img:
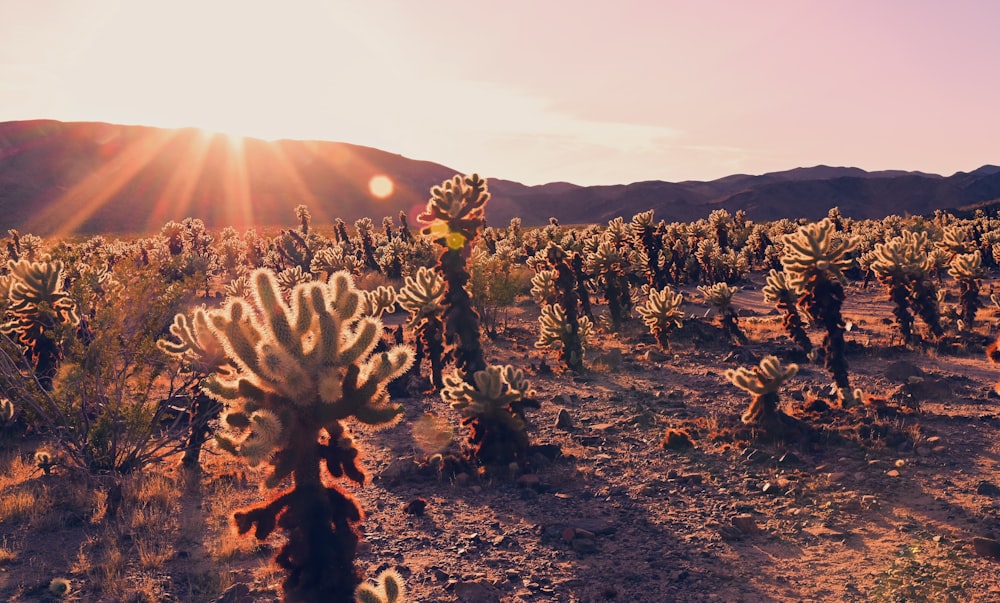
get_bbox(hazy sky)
[2,0,998,185]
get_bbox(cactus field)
[4,184,1000,602]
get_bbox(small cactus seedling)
[637,286,684,351]
[354,568,406,603]
[419,174,489,382]
[726,356,799,437]
[441,364,535,469]
[180,269,413,602]
[948,250,984,330]
[781,219,858,405]
[397,267,446,390]
[761,269,812,356]
[698,282,748,344]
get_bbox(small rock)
[644,348,670,362]
[454,580,501,603]
[380,457,419,483]
[571,537,598,554]
[212,583,253,603]
[886,470,901,478]
[555,408,576,431]
[403,498,428,516]
[827,472,847,483]
[973,536,1000,560]
[732,514,759,534]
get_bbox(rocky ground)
[3,275,1000,602]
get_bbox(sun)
[368,175,395,199]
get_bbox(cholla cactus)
[781,219,858,405]
[361,285,398,319]
[637,286,684,351]
[529,269,559,307]
[355,568,406,603]
[949,250,984,329]
[762,269,812,356]
[536,303,593,371]
[588,239,633,329]
[397,266,446,390]
[870,231,942,343]
[158,308,231,467]
[698,282,747,344]
[169,269,413,602]
[441,365,535,468]
[937,225,973,257]
[276,265,312,292]
[725,356,798,436]
[419,174,489,381]
[2,260,80,390]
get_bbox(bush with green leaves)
[781,218,859,406]
[165,269,413,602]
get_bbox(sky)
[1,0,998,186]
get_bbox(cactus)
[781,219,858,405]
[870,231,942,343]
[361,285,398,319]
[588,238,633,330]
[536,303,594,370]
[1,260,80,390]
[355,568,406,603]
[948,251,984,330]
[158,309,231,467]
[397,267,446,390]
[419,174,489,382]
[726,356,798,436]
[698,282,748,344]
[441,365,535,468]
[637,286,685,351]
[761,269,812,356]
[176,269,412,602]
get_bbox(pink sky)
[1,0,998,185]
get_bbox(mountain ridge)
[0,119,997,235]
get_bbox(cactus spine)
[175,269,413,602]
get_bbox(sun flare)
[368,175,395,199]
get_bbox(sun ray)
[29,128,180,237]
[220,134,254,229]
[145,128,213,231]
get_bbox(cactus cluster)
[948,250,984,329]
[869,231,942,343]
[397,266,446,390]
[761,268,812,355]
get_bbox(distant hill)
[1,120,998,235]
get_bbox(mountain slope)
[0,120,997,234]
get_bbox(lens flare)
[368,175,394,199]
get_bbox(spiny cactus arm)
[355,568,406,603]
[210,301,265,379]
[699,282,737,309]
[362,286,398,318]
[327,271,363,322]
[158,309,230,374]
[762,269,798,303]
[252,270,301,357]
[337,318,381,367]
[949,250,984,279]
[726,356,798,395]
[419,174,489,225]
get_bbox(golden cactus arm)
[337,318,380,367]
[254,270,299,357]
